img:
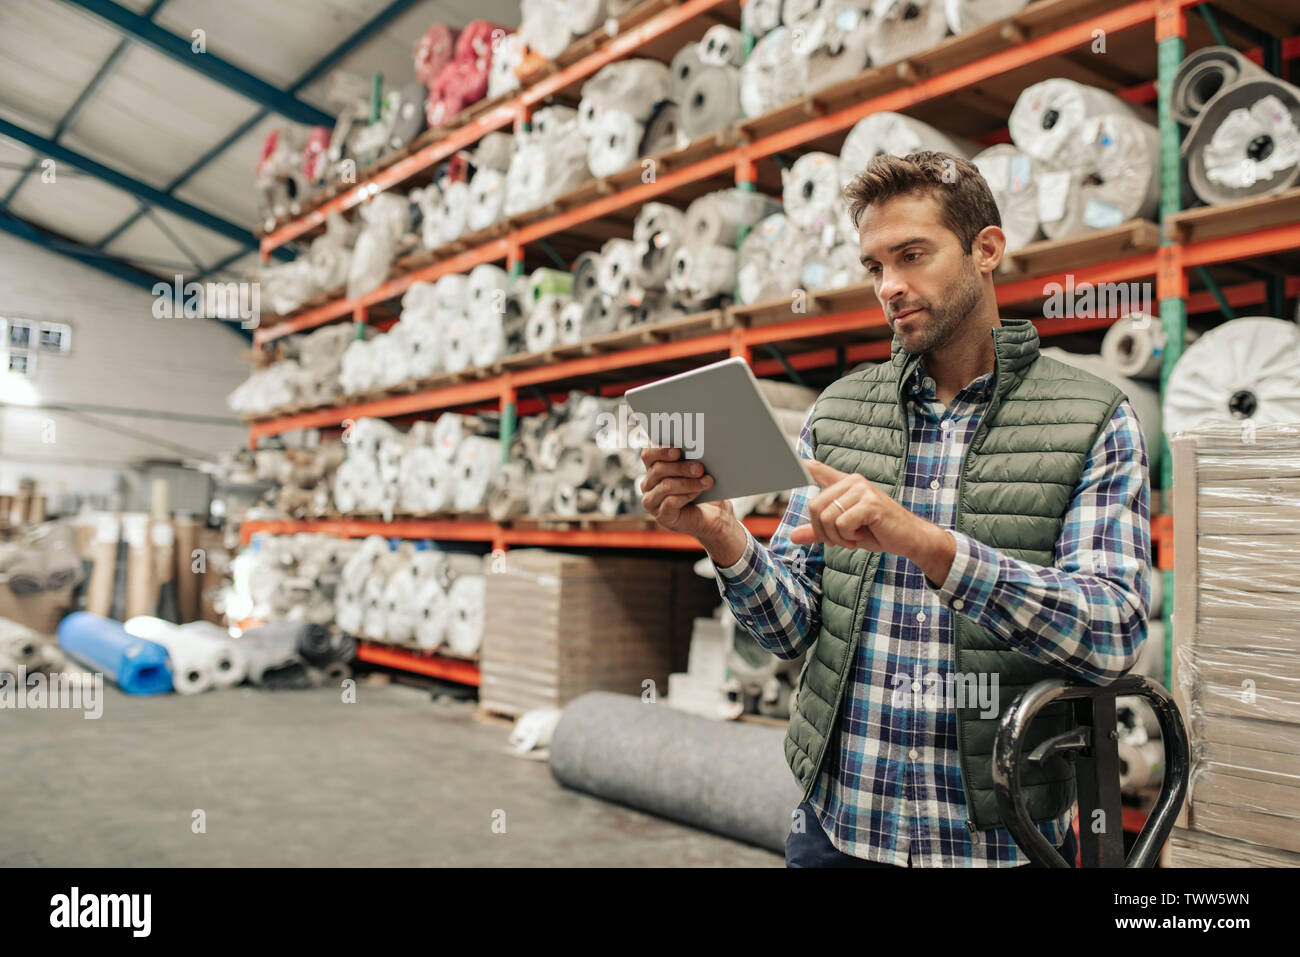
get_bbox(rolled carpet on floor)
[548,691,801,853]
[237,621,355,689]
[56,612,173,695]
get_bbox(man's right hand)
[639,445,746,564]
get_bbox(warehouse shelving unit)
[238,0,1300,724]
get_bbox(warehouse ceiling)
[0,0,522,290]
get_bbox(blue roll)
[57,613,173,695]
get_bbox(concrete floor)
[1,678,782,867]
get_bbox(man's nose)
[878,270,907,308]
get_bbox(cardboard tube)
[123,513,155,621]
[85,515,121,618]
[173,516,199,624]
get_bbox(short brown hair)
[843,150,1000,254]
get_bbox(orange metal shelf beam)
[254,0,1187,346]
[257,0,737,256]
[1180,222,1300,269]
[241,515,781,548]
[355,641,481,686]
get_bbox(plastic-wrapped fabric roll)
[381,573,419,642]
[1101,314,1165,381]
[434,273,468,313]
[556,299,586,344]
[943,0,1030,33]
[1039,348,1163,480]
[634,229,678,288]
[530,104,581,140]
[556,443,602,487]
[562,0,606,35]
[413,578,450,650]
[549,691,802,853]
[488,31,525,98]
[123,616,215,695]
[783,151,844,236]
[1008,78,1148,168]
[467,168,507,232]
[1186,81,1300,206]
[670,42,705,105]
[588,108,645,178]
[972,143,1041,252]
[234,623,309,689]
[554,481,601,515]
[839,112,977,190]
[698,24,744,67]
[667,245,737,302]
[445,575,485,656]
[683,188,781,248]
[521,0,572,59]
[579,59,672,128]
[470,311,508,367]
[783,0,822,23]
[741,26,808,118]
[597,239,639,298]
[867,0,949,67]
[525,299,562,352]
[581,294,622,337]
[1163,317,1300,436]
[527,268,574,311]
[414,22,459,88]
[634,202,686,242]
[487,462,531,521]
[679,66,742,142]
[598,480,635,516]
[178,621,247,689]
[801,242,862,291]
[1170,45,1271,127]
[57,613,172,695]
[803,3,873,93]
[451,436,502,511]
[431,412,487,461]
[400,315,443,381]
[435,180,471,246]
[434,313,470,373]
[399,445,453,514]
[640,101,681,155]
[371,331,412,389]
[737,214,808,304]
[468,262,510,318]
[742,0,783,39]
[567,251,602,308]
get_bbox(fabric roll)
[1163,317,1300,436]
[804,3,873,93]
[1186,80,1300,205]
[431,411,487,461]
[581,294,622,337]
[487,461,531,521]
[562,0,606,35]
[698,25,744,67]
[579,59,672,127]
[57,613,173,695]
[1101,313,1165,381]
[597,238,640,298]
[736,214,808,304]
[124,616,216,695]
[634,202,687,242]
[634,229,678,288]
[178,621,247,689]
[944,0,1030,34]
[399,445,454,514]
[549,691,803,852]
[414,22,459,88]
[588,109,645,178]
[471,311,508,367]
[640,100,681,155]
[237,622,307,689]
[839,112,977,192]
[527,267,574,308]
[413,578,450,650]
[468,262,511,318]
[554,481,601,514]
[467,168,508,232]
[452,436,502,511]
[525,305,560,353]
[783,151,843,236]
[570,251,603,307]
[679,66,742,143]
[667,244,737,301]
[382,573,419,642]
[445,575,486,656]
[441,314,475,373]
[521,0,573,59]
[972,143,1041,252]
[683,188,781,248]
[558,299,587,343]
[435,180,471,246]
[866,0,949,67]
[670,42,705,106]
[1170,45,1271,127]
[1008,78,1148,168]
[488,32,525,98]
[741,26,808,118]
[741,0,783,39]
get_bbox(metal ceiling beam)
[100,0,426,261]
[55,0,333,126]
[0,210,252,342]
[0,116,289,260]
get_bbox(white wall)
[0,232,249,498]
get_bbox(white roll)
[597,238,640,298]
[467,168,508,232]
[804,3,874,94]
[736,214,808,304]
[698,25,744,67]
[124,616,216,695]
[488,32,525,99]
[413,577,450,650]
[971,143,1040,252]
[581,294,622,337]
[445,575,486,656]
[634,202,687,242]
[557,299,587,343]
[526,297,563,352]
[580,58,672,127]
[1009,78,1147,168]
[399,444,454,514]
[944,0,1030,33]
[670,42,705,106]
[382,572,419,642]
[1163,317,1300,436]
[839,112,977,191]
[679,66,742,142]
[667,244,737,301]
[563,0,606,35]
[1101,314,1166,381]
[451,435,502,511]
[521,0,573,59]
[683,188,782,248]
[742,0,783,39]
[783,151,844,236]
[867,0,949,67]
[471,311,508,367]
[741,26,809,118]
[177,621,247,689]
[634,229,678,288]
[441,313,475,372]
[588,109,645,178]
[1190,83,1300,205]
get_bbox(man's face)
[857,192,985,355]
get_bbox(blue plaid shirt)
[714,358,1151,866]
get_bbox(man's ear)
[972,225,1006,277]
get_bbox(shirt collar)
[906,359,994,401]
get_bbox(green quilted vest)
[785,317,1127,831]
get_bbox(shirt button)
[953,598,964,610]
[940,420,951,431]
[929,479,940,490]
[911,681,921,692]
[916,611,926,622]
[909,749,919,760]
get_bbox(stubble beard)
[897,259,985,356]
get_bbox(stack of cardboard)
[1168,422,1300,864]
[480,548,710,716]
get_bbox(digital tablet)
[623,356,815,504]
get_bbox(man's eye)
[904,252,922,262]
[866,264,881,276]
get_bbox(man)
[640,151,1151,867]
